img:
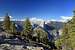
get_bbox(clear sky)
[0,0,75,20]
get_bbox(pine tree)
[23,18,32,39]
[3,13,11,33]
[68,10,75,49]
[55,10,75,50]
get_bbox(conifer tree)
[55,10,75,50]
[68,10,75,49]
[23,18,32,39]
[3,13,11,33]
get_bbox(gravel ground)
[0,44,26,50]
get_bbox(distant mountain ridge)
[0,20,64,30]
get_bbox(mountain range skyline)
[0,15,73,22]
[0,14,72,28]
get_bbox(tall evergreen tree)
[3,13,11,33]
[68,10,75,49]
[23,18,32,39]
[55,10,75,50]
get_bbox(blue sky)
[0,0,75,21]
